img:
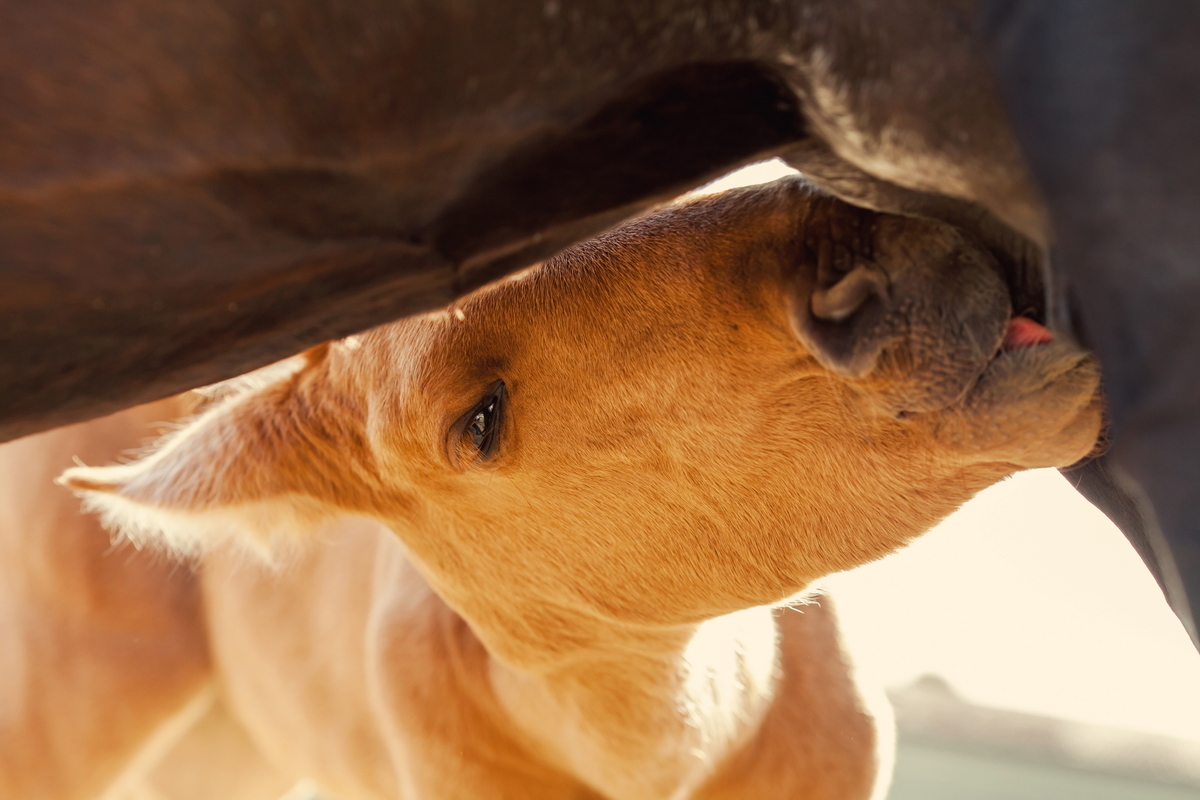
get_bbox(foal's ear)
[59,368,370,555]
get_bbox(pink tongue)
[1003,316,1054,350]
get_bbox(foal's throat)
[488,606,781,799]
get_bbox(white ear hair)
[59,361,363,560]
[62,472,335,561]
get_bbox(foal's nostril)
[810,266,890,322]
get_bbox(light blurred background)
[698,162,1200,798]
[827,468,1200,746]
[830,468,1200,800]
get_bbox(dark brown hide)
[0,0,1034,443]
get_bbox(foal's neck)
[488,607,780,800]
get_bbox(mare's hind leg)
[0,399,212,800]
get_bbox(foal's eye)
[459,381,506,460]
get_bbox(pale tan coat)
[3,179,1101,799]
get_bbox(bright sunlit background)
[696,161,1200,745]
[828,467,1200,743]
